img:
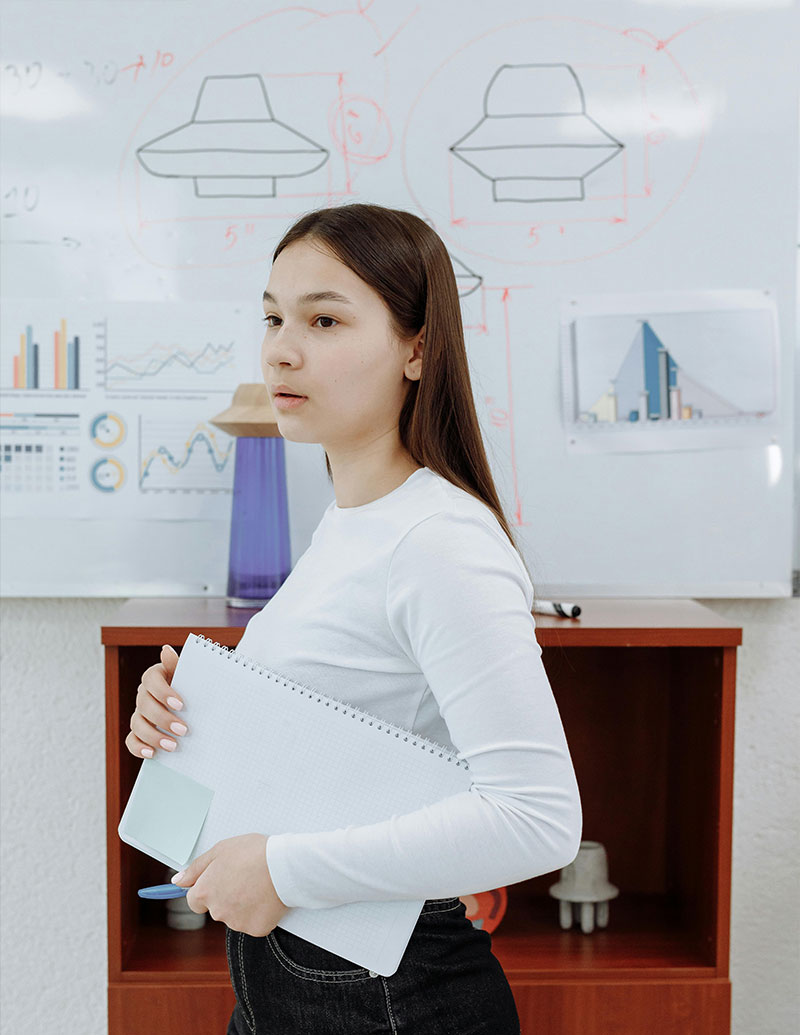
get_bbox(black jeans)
[225,896,521,1034]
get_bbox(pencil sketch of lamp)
[450,64,624,203]
[422,216,482,298]
[136,74,329,199]
[451,254,482,298]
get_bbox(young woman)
[126,202,582,1034]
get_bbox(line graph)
[101,303,246,393]
[138,416,234,492]
[105,339,235,391]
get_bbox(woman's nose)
[262,325,301,370]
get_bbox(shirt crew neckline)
[332,466,429,514]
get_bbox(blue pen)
[138,883,189,899]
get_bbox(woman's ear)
[405,327,424,381]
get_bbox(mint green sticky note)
[118,759,215,867]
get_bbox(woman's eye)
[262,315,336,328]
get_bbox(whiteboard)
[1,0,797,598]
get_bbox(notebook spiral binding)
[192,634,471,771]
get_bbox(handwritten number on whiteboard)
[222,224,255,250]
[2,186,17,217]
[346,109,363,146]
[3,185,40,218]
[3,62,42,93]
[484,397,510,430]
[2,65,18,93]
[121,51,175,82]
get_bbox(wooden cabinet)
[103,597,738,1034]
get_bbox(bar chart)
[560,291,780,454]
[574,310,777,425]
[12,318,83,390]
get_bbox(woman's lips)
[273,393,308,410]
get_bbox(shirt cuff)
[265,832,303,909]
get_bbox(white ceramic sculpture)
[548,839,619,934]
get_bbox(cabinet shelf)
[122,920,227,977]
[104,597,738,1034]
[494,892,714,977]
[119,893,710,981]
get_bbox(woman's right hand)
[125,644,188,758]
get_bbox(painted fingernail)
[167,697,183,710]
[142,747,154,758]
[159,738,176,751]
[170,722,187,736]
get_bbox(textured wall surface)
[1,596,798,1035]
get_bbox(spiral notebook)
[118,632,473,976]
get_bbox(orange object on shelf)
[459,887,508,933]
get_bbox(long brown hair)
[272,203,536,593]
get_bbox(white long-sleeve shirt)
[235,465,582,910]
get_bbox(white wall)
[1,595,798,1035]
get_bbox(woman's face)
[260,238,421,452]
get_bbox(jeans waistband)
[420,897,462,914]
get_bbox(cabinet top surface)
[100,597,742,647]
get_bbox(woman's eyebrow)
[262,290,354,306]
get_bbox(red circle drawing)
[328,95,392,165]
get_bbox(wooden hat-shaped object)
[209,383,281,438]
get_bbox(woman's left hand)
[171,833,290,936]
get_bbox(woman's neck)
[328,450,422,509]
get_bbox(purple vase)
[226,436,291,607]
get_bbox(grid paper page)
[125,633,473,975]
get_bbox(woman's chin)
[274,424,318,444]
